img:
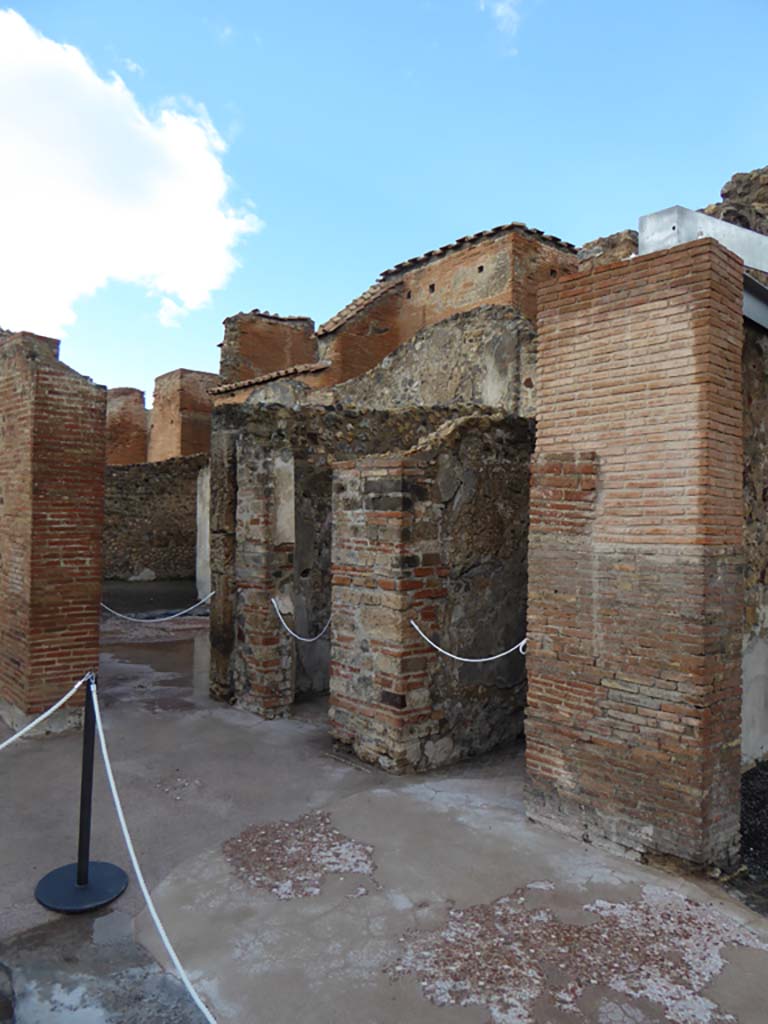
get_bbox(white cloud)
[121,57,143,75]
[480,0,523,38]
[0,9,261,337]
[158,297,185,327]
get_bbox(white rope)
[101,591,215,623]
[0,672,91,753]
[271,598,331,643]
[410,620,527,663]
[91,685,217,1024]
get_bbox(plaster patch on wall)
[388,884,767,1024]
[222,811,375,899]
[273,450,295,547]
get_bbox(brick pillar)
[106,387,148,465]
[229,435,294,716]
[329,454,444,771]
[526,239,744,867]
[0,333,105,728]
[148,369,220,462]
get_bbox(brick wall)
[103,454,207,580]
[0,333,105,722]
[526,239,745,867]
[148,368,220,462]
[220,312,317,384]
[329,415,532,771]
[106,387,148,465]
[310,230,577,391]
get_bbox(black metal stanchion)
[35,674,128,913]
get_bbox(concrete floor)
[2,624,768,1023]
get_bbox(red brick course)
[106,387,148,465]
[0,333,105,720]
[148,368,220,462]
[526,239,745,866]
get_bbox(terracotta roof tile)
[380,222,575,279]
[315,279,400,338]
[209,361,331,396]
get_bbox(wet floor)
[0,911,206,1023]
[101,580,201,617]
[5,625,768,1023]
[99,632,211,712]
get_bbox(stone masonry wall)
[104,455,207,580]
[332,305,537,417]
[526,239,745,868]
[742,323,768,766]
[209,402,471,709]
[148,368,220,462]
[329,414,532,771]
[106,387,148,465]
[0,333,105,723]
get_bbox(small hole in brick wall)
[406,290,412,299]
[429,283,435,293]
[477,265,484,273]
[550,268,558,277]
[300,568,311,578]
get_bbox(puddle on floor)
[98,632,211,712]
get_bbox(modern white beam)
[638,205,768,330]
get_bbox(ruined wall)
[332,305,537,417]
[578,230,638,272]
[106,387,148,465]
[526,239,744,868]
[329,415,531,771]
[220,312,317,385]
[743,322,768,767]
[0,333,105,724]
[310,230,576,391]
[148,369,220,462]
[104,454,207,580]
[704,166,768,238]
[209,403,467,710]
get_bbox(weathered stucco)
[196,464,211,598]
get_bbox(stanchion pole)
[35,674,129,913]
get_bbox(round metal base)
[35,861,128,914]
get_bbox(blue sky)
[2,1,767,400]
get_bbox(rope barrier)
[271,597,331,643]
[101,591,215,623]
[0,673,92,753]
[410,619,527,662]
[91,685,217,1024]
